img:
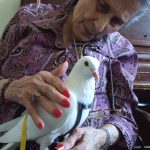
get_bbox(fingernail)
[63,89,70,98]
[61,99,70,108]
[53,109,62,118]
[38,121,44,129]
[55,143,64,150]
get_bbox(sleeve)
[0,8,29,104]
[0,39,9,71]
[0,10,29,71]
[106,35,138,150]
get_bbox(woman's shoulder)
[17,2,71,27]
[19,4,59,23]
[109,32,133,47]
[108,32,136,58]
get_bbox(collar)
[78,102,93,110]
[52,102,93,145]
[64,102,93,136]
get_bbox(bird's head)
[74,56,99,81]
[66,56,100,104]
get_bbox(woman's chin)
[74,33,93,42]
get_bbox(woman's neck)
[62,9,74,48]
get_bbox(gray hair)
[123,0,150,29]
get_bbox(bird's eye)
[84,61,89,67]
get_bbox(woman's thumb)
[51,61,68,77]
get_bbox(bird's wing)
[0,110,26,132]
[0,113,51,143]
[0,115,26,143]
[0,116,23,132]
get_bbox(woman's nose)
[94,14,112,33]
[83,11,98,21]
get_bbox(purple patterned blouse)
[0,1,139,150]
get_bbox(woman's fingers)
[38,94,63,118]
[22,97,44,129]
[61,129,83,149]
[51,61,68,77]
[38,71,70,98]
[43,61,70,98]
[36,82,70,108]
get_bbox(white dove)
[0,56,99,150]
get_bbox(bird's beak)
[92,70,99,81]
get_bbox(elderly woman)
[0,0,149,149]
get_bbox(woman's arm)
[60,124,120,150]
[0,78,9,103]
[60,34,138,150]
[105,33,138,149]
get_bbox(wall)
[0,0,20,38]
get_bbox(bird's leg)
[40,145,49,150]
[37,137,51,150]
[37,134,59,150]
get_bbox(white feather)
[0,116,22,132]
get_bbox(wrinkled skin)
[60,124,120,150]
[63,0,139,44]
[4,0,141,149]
[61,127,106,150]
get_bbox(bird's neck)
[66,75,95,105]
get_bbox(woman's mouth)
[83,22,94,37]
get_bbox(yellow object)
[20,112,28,150]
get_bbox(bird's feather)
[0,116,22,132]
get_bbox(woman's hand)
[60,127,106,150]
[4,62,70,129]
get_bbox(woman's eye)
[96,0,110,13]
[110,16,124,26]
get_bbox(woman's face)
[72,0,139,42]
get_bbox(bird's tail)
[1,143,19,150]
